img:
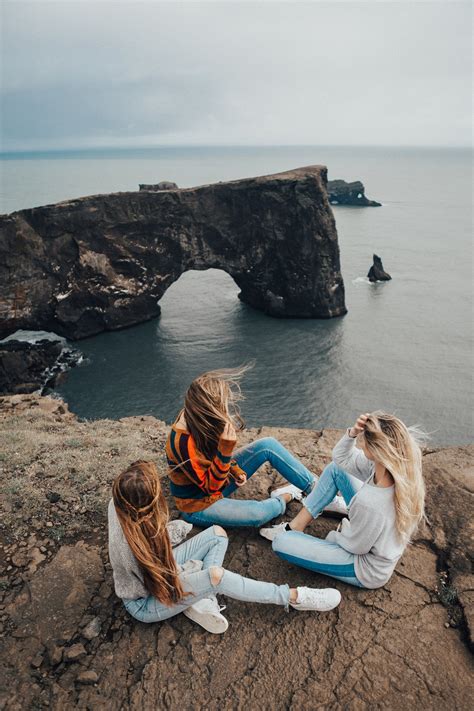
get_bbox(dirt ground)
[0,394,472,710]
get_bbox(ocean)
[1,145,472,444]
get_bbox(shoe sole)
[290,603,340,612]
[183,608,229,634]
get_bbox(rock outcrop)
[327,179,381,207]
[0,337,80,395]
[0,166,346,340]
[139,181,178,191]
[0,395,472,710]
[368,254,392,282]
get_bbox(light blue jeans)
[272,462,365,587]
[124,526,290,622]
[181,437,316,528]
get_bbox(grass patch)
[65,438,83,448]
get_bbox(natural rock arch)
[0,165,346,340]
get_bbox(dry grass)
[0,403,170,539]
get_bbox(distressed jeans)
[124,526,290,622]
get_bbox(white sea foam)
[352,276,371,285]
[0,329,66,345]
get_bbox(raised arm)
[332,413,373,481]
[168,422,237,495]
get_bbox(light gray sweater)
[327,432,405,588]
[108,500,192,600]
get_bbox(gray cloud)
[1,0,472,150]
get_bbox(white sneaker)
[259,522,291,541]
[183,595,229,634]
[322,495,348,518]
[167,520,193,547]
[271,484,304,502]
[290,586,341,612]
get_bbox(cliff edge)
[0,395,472,710]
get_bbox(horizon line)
[1,143,472,158]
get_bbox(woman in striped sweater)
[166,367,346,528]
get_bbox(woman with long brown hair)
[167,366,346,528]
[260,412,426,589]
[108,460,342,633]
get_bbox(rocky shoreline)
[0,394,472,710]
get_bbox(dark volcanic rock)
[327,179,381,207]
[0,338,80,395]
[368,254,392,282]
[0,166,346,340]
[139,181,178,191]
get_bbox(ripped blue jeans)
[124,526,290,622]
[182,437,316,528]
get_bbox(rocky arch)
[0,165,346,340]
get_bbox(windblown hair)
[358,412,426,543]
[112,461,186,605]
[183,365,252,460]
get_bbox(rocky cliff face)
[0,395,472,710]
[0,166,346,340]
[327,179,381,207]
[0,337,80,395]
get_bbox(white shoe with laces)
[183,595,229,634]
[259,521,291,541]
[271,484,304,502]
[290,586,341,612]
[322,495,348,518]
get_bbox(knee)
[257,436,277,449]
[213,525,227,538]
[209,566,224,586]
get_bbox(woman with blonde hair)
[166,367,346,529]
[260,412,425,589]
[108,460,342,635]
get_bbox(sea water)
[1,146,472,444]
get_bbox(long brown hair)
[183,365,251,459]
[112,461,186,605]
[359,412,425,543]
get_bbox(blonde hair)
[183,365,252,460]
[112,461,186,605]
[358,411,425,543]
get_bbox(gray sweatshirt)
[327,432,405,588]
[108,500,193,600]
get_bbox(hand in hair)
[349,413,371,438]
[221,421,237,445]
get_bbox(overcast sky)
[1,0,472,150]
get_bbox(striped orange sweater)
[166,423,247,513]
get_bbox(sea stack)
[368,254,392,282]
[327,179,381,207]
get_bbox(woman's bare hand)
[220,421,237,444]
[349,413,370,438]
[234,473,247,487]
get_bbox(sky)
[1,0,472,151]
